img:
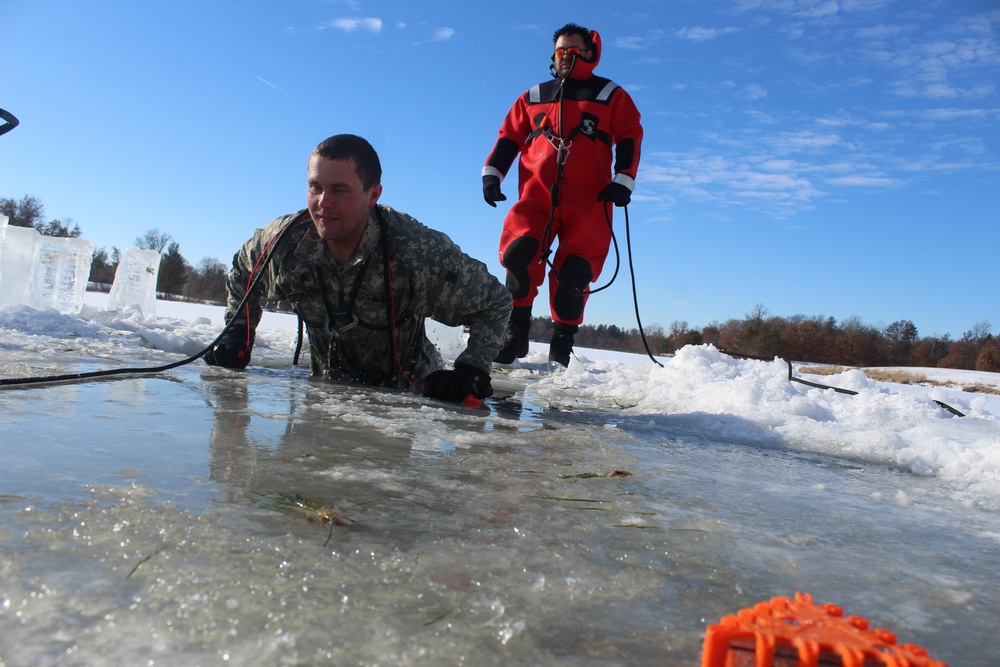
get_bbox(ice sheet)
[0,296,998,665]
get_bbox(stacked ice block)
[0,215,161,317]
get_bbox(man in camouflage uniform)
[205,134,512,403]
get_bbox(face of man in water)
[554,33,590,78]
[306,154,382,261]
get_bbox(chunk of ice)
[32,236,95,314]
[0,224,41,308]
[107,247,161,317]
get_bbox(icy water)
[2,361,999,666]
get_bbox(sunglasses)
[554,47,583,59]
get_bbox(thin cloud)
[792,0,840,20]
[742,84,768,101]
[839,0,898,11]
[918,107,998,122]
[856,24,905,40]
[733,0,895,19]
[676,26,740,42]
[324,17,382,33]
[772,131,843,153]
[636,115,929,219]
[640,152,825,218]
[432,27,455,41]
[614,30,665,50]
[639,96,998,219]
[616,36,645,49]
[825,174,901,186]
[858,12,1000,100]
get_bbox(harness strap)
[374,206,398,384]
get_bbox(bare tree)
[135,229,173,253]
[963,321,992,344]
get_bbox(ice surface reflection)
[1,364,998,666]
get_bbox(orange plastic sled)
[701,592,948,667]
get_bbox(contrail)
[256,76,292,98]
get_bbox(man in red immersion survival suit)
[482,22,643,367]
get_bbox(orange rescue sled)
[701,592,947,667]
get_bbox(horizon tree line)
[532,305,997,373]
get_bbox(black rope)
[375,207,401,385]
[623,205,662,367]
[538,78,568,267]
[0,213,308,388]
[292,315,305,366]
[580,204,620,296]
[720,349,964,417]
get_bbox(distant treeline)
[529,304,998,373]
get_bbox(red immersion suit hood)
[551,29,602,81]
[568,29,601,80]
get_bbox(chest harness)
[530,73,621,299]
[290,206,406,387]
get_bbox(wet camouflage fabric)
[224,205,512,389]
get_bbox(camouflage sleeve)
[444,255,512,373]
[224,213,299,332]
[383,207,512,373]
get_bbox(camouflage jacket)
[224,205,512,388]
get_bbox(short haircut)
[553,23,594,52]
[313,134,382,190]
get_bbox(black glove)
[422,363,494,402]
[204,332,254,369]
[598,181,632,207]
[483,175,507,208]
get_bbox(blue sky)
[1,0,997,340]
